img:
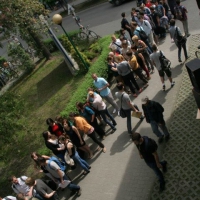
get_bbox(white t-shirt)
[109,39,122,52]
[3,196,17,200]
[92,94,106,111]
[140,20,152,36]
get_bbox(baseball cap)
[141,96,149,103]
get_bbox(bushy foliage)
[60,35,110,117]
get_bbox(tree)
[0,0,52,60]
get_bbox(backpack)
[48,156,66,172]
[156,5,163,18]
[159,51,171,70]
[174,27,187,45]
[174,5,184,20]
[135,27,148,42]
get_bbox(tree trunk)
[27,28,52,60]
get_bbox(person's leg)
[182,20,187,36]
[104,107,117,127]
[124,109,132,134]
[177,44,182,62]
[158,122,170,136]
[100,110,115,129]
[145,161,165,184]
[140,63,150,78]
[143,52,154,71]
[122,74,136,95]
[90,118,105,137]
[78,145,93,158]
[73,151,90,171]
[88,131,105,148]
[128,72,141,91]
[134,68,148,84]
[104,92,119,111]
[150,121,163,138]
[182,42,188,59]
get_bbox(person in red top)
[46,118,64,137]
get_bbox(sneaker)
[171,81,175,88]
[143,83,149,88]
[102,147,106,153]
[111,127,116,133]
[185,56,190,60]
[187,34,191,37]
[162,161,168,173]
[158,135,164,143]
[159,182,165,192]
[77,188,82,196]
[140,115,145,120]
[113,122,117,126]
[112,109,116,114]
[162,85,166,91]
[117,111,120,116]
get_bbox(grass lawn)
[0,52,85,196]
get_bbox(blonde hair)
[132,35,139,41]
[116,55,124,62]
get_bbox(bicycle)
[77,25,100,40]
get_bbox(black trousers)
[88,131,104,148]
[90,118,105,137]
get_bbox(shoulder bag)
[119,93,127,118]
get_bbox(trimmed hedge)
[60,35,111,117]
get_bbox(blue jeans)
[99,107,116,129]
[145,161,165,184]
[34,193,44,200]
[72,151,90,172]
[150,120,169,138]
[124,105,140,133]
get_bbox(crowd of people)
[1,0,193,199]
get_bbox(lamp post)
[52,14,88,71]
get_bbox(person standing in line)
[169,19,189,63]
[92,73,119,115]
[116,55,142,97]
[174,0,190,37]
[69,113,107,153]
[141,96,170,143]
[131,132,167,192]
[115,82,144,135]
[89,91,117,133]
[150,44,175,91]
[121,12,132,38]
[0,196,17,200]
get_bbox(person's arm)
[46,141,63,152]
[152,151,163,168]
[66,142,73,156]
[162,6,166,16]
[72,126,84,144]
[156,16,160,26]
[43,191,56,198]
[98,80,109,92]
[42,155,50,159]
[57,168,64,183]
[26,186,34,196]
[128,101,138,112]
[138,40,147,51]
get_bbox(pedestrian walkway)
[150,34,200,200]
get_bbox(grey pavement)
[55,0,200,200]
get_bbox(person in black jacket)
[141,96,170,143]
[132,132,167,192]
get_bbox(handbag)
[119,93,127,118]
[64,151,75,166]
[132,111,142,118]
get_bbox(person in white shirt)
[1,196,17,200]
[109,35,122,54]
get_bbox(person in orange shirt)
[69,113,106,153]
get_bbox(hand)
[156,163,163,169]
[135,110,139,112]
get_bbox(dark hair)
[131,45,137,51]
[139,11,144,16]
[37,156,46,165]
[176,0,180,5]
[116,82,124,90]
[126,52,132,57]
[121,12,125,17]
[69,112,79,118]
[132,21,138,27]
[77,102,85,109]
[107,56,113,62]
[152,44,158,51]
[131,132,141,141]
[46,118,54,126]
[25,177,35,187]
[150,6,155,10]
[31,152,42,167]
[8,175,15,182]
[55,116,63,124]
[62,118,71,128]
[42,131,49,141]
[170,19,175,26]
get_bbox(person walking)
[131,132,167,192]
[92,73,119,114]
[174,0,190,37]
[141,96,170,143]
[169,19,189,62]
[150,44,175,91]
[115,82,144,135]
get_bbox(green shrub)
[89,43,102,53]
[83,51,96,61]
[60,35,111,117]
[0,57,6,66]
